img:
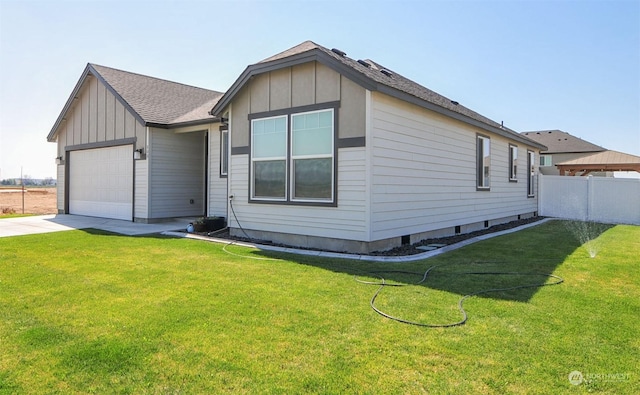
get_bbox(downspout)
[204,128,209,217]
[226,105,232,224]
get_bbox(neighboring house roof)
[555,150,640,175]
[520,130,605,154]
[211,40,547,150]
[47,64,223,142]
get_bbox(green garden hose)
[356,264,564,327]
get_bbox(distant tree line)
[1,177,56,186]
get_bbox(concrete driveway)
[0,214,195,238]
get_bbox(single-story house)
[209,41,547,252]
[47,64,229,222]
[48,41,547,252]
[521,130,606,175]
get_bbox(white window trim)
[540,154,552,167]
[250,115,288,202]
[477,135,491,190]
[220,130,229,176]
[290,108,335,203]
[527,150,536,197]
[509,144,518,181]
[249,108,336,205]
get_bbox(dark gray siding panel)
[149,129,206,218]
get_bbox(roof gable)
[521,130,605,154]
[210,40,546,150]
[90,64,223,126]
[48,64,223,141]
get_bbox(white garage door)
[69,145,133,220]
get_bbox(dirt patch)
[0,187,57,215]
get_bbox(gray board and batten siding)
[47,63,226,222]
[49,72,145,216]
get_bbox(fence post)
[586,174,594,221]
[21,166,25,214]
[538,174,544,216]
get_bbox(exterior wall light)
[134,148,144,160]
[55,156,64,165]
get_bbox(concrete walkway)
[0,214,195,238]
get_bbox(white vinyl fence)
[539,175,640,225]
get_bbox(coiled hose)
[356,264,563,327]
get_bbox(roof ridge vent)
[380,68,393,77]
[331,48,347,57]
[357,59,372,68]
[450,100,459,105]
[364,59,379,70]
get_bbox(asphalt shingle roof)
[48,64,224,141]
[214,40,545,150]
[261,41,511,132]
[521,130,605,154]
[90,64,223,125]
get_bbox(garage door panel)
[70,145,133,220]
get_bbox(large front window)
[251,108,335,204]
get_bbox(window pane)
[477,136,490,188]
[275,117,286,133]
[319,110,332,127]
[293,127,332,156]
[292,111,333,156]
[510,146,517,179]
[293,158,332,200]
[483,139,490,186]
[540,154,551,167]
[528,151,535,196]
[253,160,286,198]
[221,131,229,175]
[253,117,286,158]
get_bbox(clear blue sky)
[1,0,638,179]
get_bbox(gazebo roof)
[556,150,640,176]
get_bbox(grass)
[0,213,35,219]
[0,220,638,394]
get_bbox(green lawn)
[1,221,638,394]
[0,214,35,219]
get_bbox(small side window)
[220,130,229,176]
[527,150,535,197]
[477,135,490,189]
[509,144,518,181]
